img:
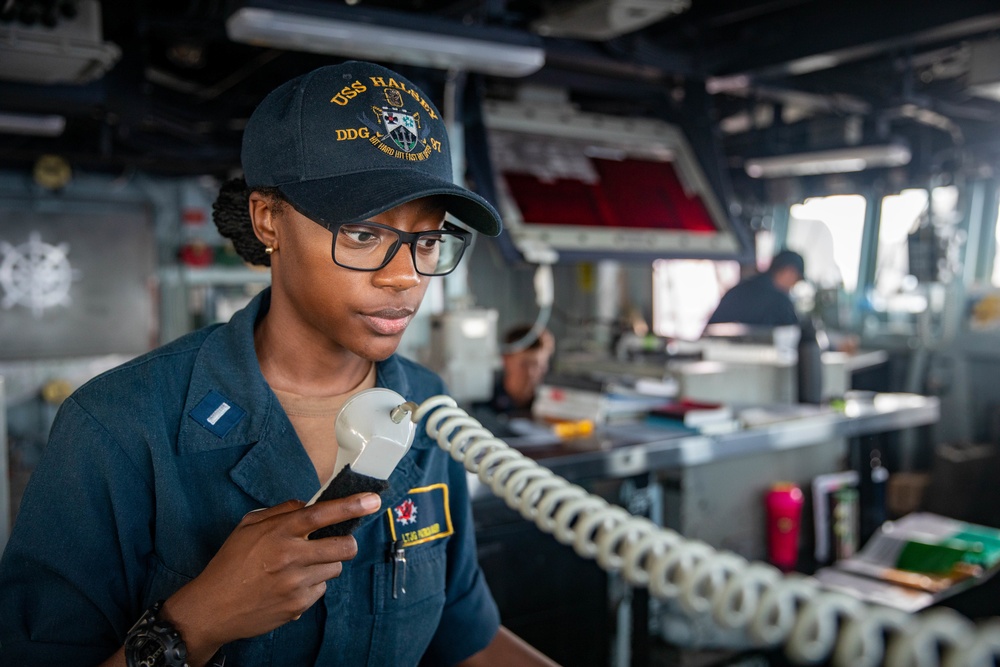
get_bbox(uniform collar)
[176,287,427,508]
[178,288,275,456]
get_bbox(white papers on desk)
[533,384,670,423]
[738,403,833,428]
[813,567,935,613]
[632,377,679,398]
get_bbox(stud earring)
[265,246,275,255]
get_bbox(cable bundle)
[404,395,1000,667]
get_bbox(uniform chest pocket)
[368,542,447,667]
[146,555,285,664]
[145,553,194,604]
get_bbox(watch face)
[125,625,187,667]
[126,629,163,666]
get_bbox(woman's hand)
[160,492,382,666]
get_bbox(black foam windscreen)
[308,465,390,540]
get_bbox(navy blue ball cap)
[770,249,805,276]
[241,60,502,237]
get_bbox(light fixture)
[0,112,66,137]
[226,5,545,77]
[744,143,912,178]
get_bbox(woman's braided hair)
[212,176,286,267]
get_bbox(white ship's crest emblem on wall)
[0,231,78,318]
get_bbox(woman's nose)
[373,243,421,289]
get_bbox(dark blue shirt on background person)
[705,250,804,330]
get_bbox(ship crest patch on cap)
[329,76,443,163]
[374,105,420,153]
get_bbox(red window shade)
[503,158,718,233]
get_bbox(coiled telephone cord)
[398,395,1000,667]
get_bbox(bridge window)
[787,195,867,292]
[652,259,740,340]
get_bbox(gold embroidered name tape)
[386,483,454,547]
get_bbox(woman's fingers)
[289,493,382,538]
[241,499,306,524]
[173,493,383,644]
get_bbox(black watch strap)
[124,600,189,667]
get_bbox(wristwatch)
[124,600,189,667]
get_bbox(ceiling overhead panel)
[0,0,998,190]
[689,0,1000,190]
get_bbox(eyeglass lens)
[333,223,466,276]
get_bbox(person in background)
[705,249,805,330]
[477,324,555,420]
[0,61,558,667]
[704,249,860,354]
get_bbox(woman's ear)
[248,192,279,250]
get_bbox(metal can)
[766,482,804,571]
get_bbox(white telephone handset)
[335,391,1000,667]
[306,388,415,507]
[335,389,415,480]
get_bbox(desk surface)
[494,393,939,482]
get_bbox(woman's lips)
[360,308,414,335]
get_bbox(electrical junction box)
[0,0,120,84]
[968,40,1000,103]
[426,309,499,403]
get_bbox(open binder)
[814,512,1000,613]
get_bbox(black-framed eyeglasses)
[325,220,471,276]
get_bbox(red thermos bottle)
[766,482,804,571]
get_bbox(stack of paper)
[532,383,671,423]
